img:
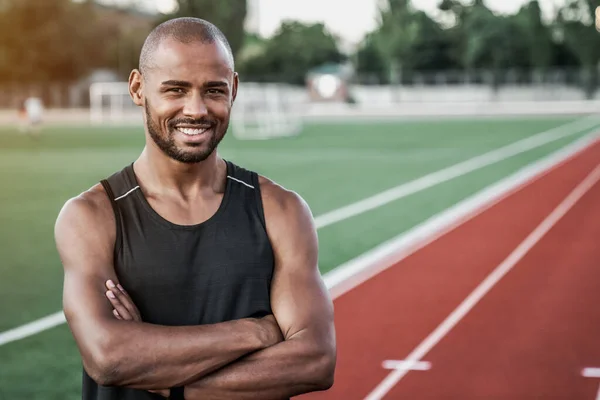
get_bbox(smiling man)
[54,17,336,400]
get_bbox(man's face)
[134,38,237,164]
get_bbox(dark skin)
[55,37,336,399]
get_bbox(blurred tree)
[355,0,458,83]
[164,0,247,58]
[0,0,108,83]
[514,0,553,71]
[374,0,419,79]
[97,6,154,79]
[439,0,529,72]
[354,33,389,84]
[238,21,344,85]
[464,9,529,71]
[236,32,267,63]
[555,0,600,97]
[406,12,458,71]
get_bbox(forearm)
[184,334,335,400]
[91,318,267,389]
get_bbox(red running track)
[302,138,600,400]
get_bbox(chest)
[114,217,274,324]
[144,191,225,226]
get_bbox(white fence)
[1,83,600,127]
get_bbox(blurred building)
[306,63,354,102]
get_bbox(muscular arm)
[183,180,337,399]
[55,186,281,390]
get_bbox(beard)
[145,100,226,164]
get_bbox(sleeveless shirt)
[83,160,275,400]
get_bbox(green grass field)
[0,116,596,398]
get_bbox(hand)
[104,280,169,398]
[104,280,141,322]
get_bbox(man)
[18,96,43,136]
[54,17,336,400]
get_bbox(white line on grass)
[324,130,600,298]
[314,116,600,228]
[364,164,600,400]
[0,118,598,347]
[0,312,65,346]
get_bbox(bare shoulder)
[257,175,317,267]
[258,175,314,229]
[55,183,113,231]
[54,184,116,264]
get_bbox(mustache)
[168,118,216,129]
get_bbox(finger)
[106,290,133,320]
[116,284,138,311]
[113,309,123,320]
[106,280,141,321]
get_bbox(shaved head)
[139,17,234,75]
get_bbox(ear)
[231,72,239,105]
[129,69,144,107]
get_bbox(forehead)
[148,38,233,82]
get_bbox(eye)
[168,88,185,94]
[207,88,225,95]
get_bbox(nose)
[182,92,208,119]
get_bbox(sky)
[149,0,562,49]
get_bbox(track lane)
[386,165,600,400]
[302,139,600,399]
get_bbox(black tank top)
[83,160,275,400]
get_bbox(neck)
[134,145,226,197]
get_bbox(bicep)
[55,195,118,361]
[270,261,334,342]
[62,267,116,361]
[264,188,334,341]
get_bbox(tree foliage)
[238,21,345,84]
[3,0,600,92]
[0,0,108,83]
[353,0,600,91]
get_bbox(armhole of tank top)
[100,179,123,257]
[251,172,268,232]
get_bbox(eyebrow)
[161,80,192,88]
[205,81,229,88]
[160,80,229,89]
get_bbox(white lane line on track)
[583,368,600,379]
[364,163,600,400]
[382,360,431,372]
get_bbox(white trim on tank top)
[114,186,140,201]
[227,175,255,189]
[114,176,253,201]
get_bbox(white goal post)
[89,81,307,139]
[89,82,137,125]
[230,83,306,140]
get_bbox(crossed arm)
[55,181,336,398]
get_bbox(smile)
[176,127,210,136]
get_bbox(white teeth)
[177,127,208,136]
